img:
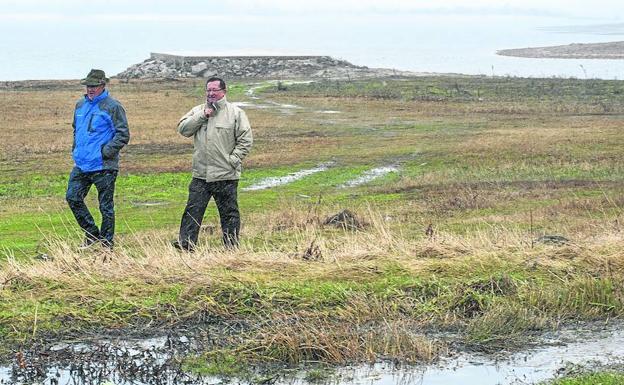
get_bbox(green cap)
[80,69,109,86]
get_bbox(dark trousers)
[179,178,240,249]
[65,167,118,244]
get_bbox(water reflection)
[1,324,623,385]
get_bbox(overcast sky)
[0,0,622,79]
[0,0,622,21]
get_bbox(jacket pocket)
[89,113,112,134]
[215,122,235,134]
[228,154,241,169]
[101,144,114,160]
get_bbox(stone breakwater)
[116,52,417,79]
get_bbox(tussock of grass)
[183,351,246,378]
[241,315,445,364]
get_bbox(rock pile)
[116,53,417,79]
[117,53,369,79]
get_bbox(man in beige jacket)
[174,77,253,251]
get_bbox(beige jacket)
[177,96,253,182]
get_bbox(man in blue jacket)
[66,69,130,250]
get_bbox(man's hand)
[204,102,216,118]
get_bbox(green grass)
[548,372,624,385]
[0,164,411,253]
[183,351,248,378]
[303,367,336,383]
[269,77,624,107]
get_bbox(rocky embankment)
[116,52,418,79]
[497,41,624,59]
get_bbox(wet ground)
[239,82,404,192]
[242,164,400,191]
[242,162,334,191]
[2,322,623,385]
[340,166,399,188]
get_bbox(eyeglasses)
[86,84,103,89]
[206,88,224,93]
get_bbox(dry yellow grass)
[3,205,623,286]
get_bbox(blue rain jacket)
[72,90,129,172]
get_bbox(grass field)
[0,76,623,377]
[548,372,624,385]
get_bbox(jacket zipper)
[87,114,95,133]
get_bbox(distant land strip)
[497,41,624,59]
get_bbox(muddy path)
[240,81,402,191]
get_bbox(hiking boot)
[172,240,194,252]
[101,239,114,251]
[78,237,99,250]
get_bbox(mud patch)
[5,335,203,385]
[323,209,364,230]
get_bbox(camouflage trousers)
[178,178,240,250]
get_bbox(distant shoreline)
[497,41,624,59]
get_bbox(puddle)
[231,101,259,108]
[5,336,188,385]
[2,324,623,385]
[243,82,311,111]
[130,201,169,207]
[256,100,302,111]
[342,325,624,385]
[242,82,343,117]
[233,100,301,111]
[245,83,264,99]
[236,98,302,111]
[242,164,398,192]
[341,166,399,188]
[242,163,333,191]
[270,102,300,109]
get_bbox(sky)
[0,0,622,80]
[0,0,622,21]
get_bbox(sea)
[0,13,623,81]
